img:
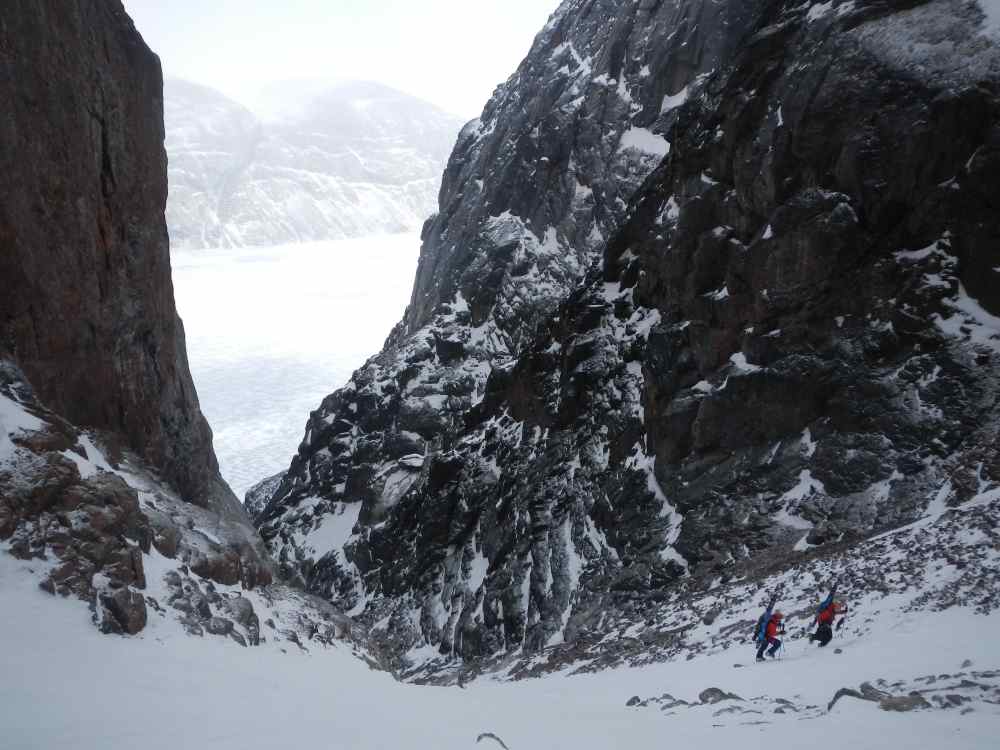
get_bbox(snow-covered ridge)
[164,79,464,249]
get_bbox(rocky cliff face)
[256,0,1000,672]
[0,0,232,511]
[256,0,761,531]
[164,79,463,249]
[0,0,281,634]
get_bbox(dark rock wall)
[257,0,1000,669]
[603,0,1000,567]
[259,0,761,587]
[406,0,764,338]
[0,0,236,514]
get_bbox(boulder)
[206,617,234,637]
[699,688,743,704]
[879,695,931,712]
[860,682,891,702]
[191,551,242,587]
[188,593,213,620]
[221,596,256,628]
[98,588,147,635]
[153,527,182,559]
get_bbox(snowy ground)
[2,543,998,749]
[171,234,420,498]
[4,376,999,746]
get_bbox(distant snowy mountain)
[164,79,463,249]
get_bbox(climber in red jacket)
[811,593,848,647]
[756,611,785,661]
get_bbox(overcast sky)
[123,0,562,119]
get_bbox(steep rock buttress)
[257,0,761,655]
[0,0,287,635]
[255,0,1000,672]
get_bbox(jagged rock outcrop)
[245,470,285,523]
[1,355,378,656]
[629,663,1000,717]
[256,0,1000,670]
[0,0,273,626]
[258,0,761,609]
[164,79,463,249]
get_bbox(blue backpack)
[755,604,774,643]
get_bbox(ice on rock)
[617,126,670,158]
[660,86,689,113]
[935,284,1000,354]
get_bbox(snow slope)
[3,375,998,745]
[0,387,44,465]
[3,405,999,748]
[1,544,997,749]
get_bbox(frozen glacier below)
[171,233,420,498]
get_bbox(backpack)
[755,605,774,642]
[755,592,780,643]
[754,615,766,643]
[815,586,837,623]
